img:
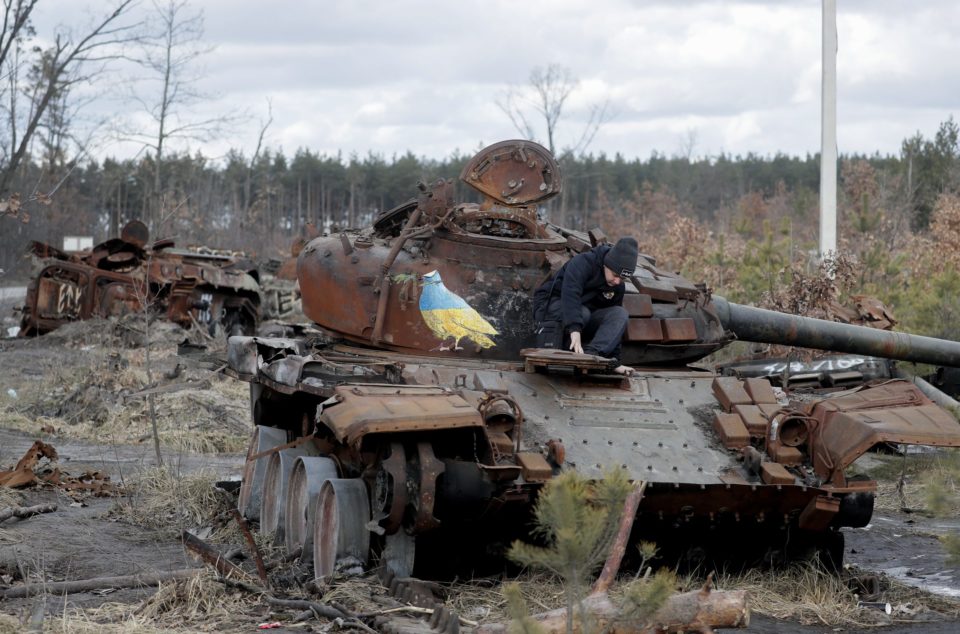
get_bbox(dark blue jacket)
[533,244,625,332]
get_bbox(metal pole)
[820,0,838,258]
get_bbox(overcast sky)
[33,0,960,163]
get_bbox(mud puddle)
[846,513,960,599]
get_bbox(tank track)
[375,566,462,634]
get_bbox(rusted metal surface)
[284,455,338,560]
[713,412,750,449]
[715,298,960,368]
[319,385,483,446]
[412,442,445,533]
[807,381,960,485]
[237,425,288,521]
[314,478,371,579]
[521,347,618,373]
[19,220,261,336]
[0,440,118,495]
[374,442,409,535]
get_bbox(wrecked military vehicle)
[226,140,960,579]
[19,220,261,337]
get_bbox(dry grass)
[0,612,20,634]
[855,449,960,515]
[309,571,569,626]
[133,570,253,628]
[444,572,567,623]
[0,486,23,508]
[713,563,868,627]
[111,466,233,538]
[712,561,960,628]
[0,344,249,455]
[0,487,26,544]
[31,570,256,633]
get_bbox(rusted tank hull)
[19,223,261,336]
[226,140,960,579]
[228,335,960,573]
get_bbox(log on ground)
[476,587,749,634]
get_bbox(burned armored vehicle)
[226,140,960,579]
[19,220,261,337]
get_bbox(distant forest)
[3,118,960,338]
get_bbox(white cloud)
[26,0,960,162]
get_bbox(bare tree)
[497,63,611,157]
[242,98,273,220]
[127,0,232,224]
[0,1,40,174]
[677,128,698,162]
[0,0,140,197]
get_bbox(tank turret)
[295,139,960,370]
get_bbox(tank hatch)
[459,139,561,206]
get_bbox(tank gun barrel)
[713,297,960,368]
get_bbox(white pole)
[820,0,838,258]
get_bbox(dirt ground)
[2,291,960,632]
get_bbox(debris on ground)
[0,440,117,495]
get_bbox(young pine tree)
[508,468,631,634]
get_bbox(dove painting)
[419,270,498,351]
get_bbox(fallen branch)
[181,529,258,586]
[122,378,211,401]
[359,605,480,627]
[219,575,368,628]
[265,596,348,620]
[231,508,269,587]
[476,586,749,634]
[1,569,200,599]
[0,504,58,524]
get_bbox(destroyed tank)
[19,220,261,337]
[227,140,960,579]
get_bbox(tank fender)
[318,384,484,447]
[810,381,960,484]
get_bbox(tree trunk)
[476,588,749,634]
[592,482,646,595]
[0,504,57,523]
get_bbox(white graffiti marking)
[762,357,867,374]
[56,282,83,316]
[197,292,214,323]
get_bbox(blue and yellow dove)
[419,270,498,350]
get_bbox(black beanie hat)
[604,237,638,277]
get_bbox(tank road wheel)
[314,478,371,579]
[260,446,320,542]
[284,456,339,560]
[238,425,287,520]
